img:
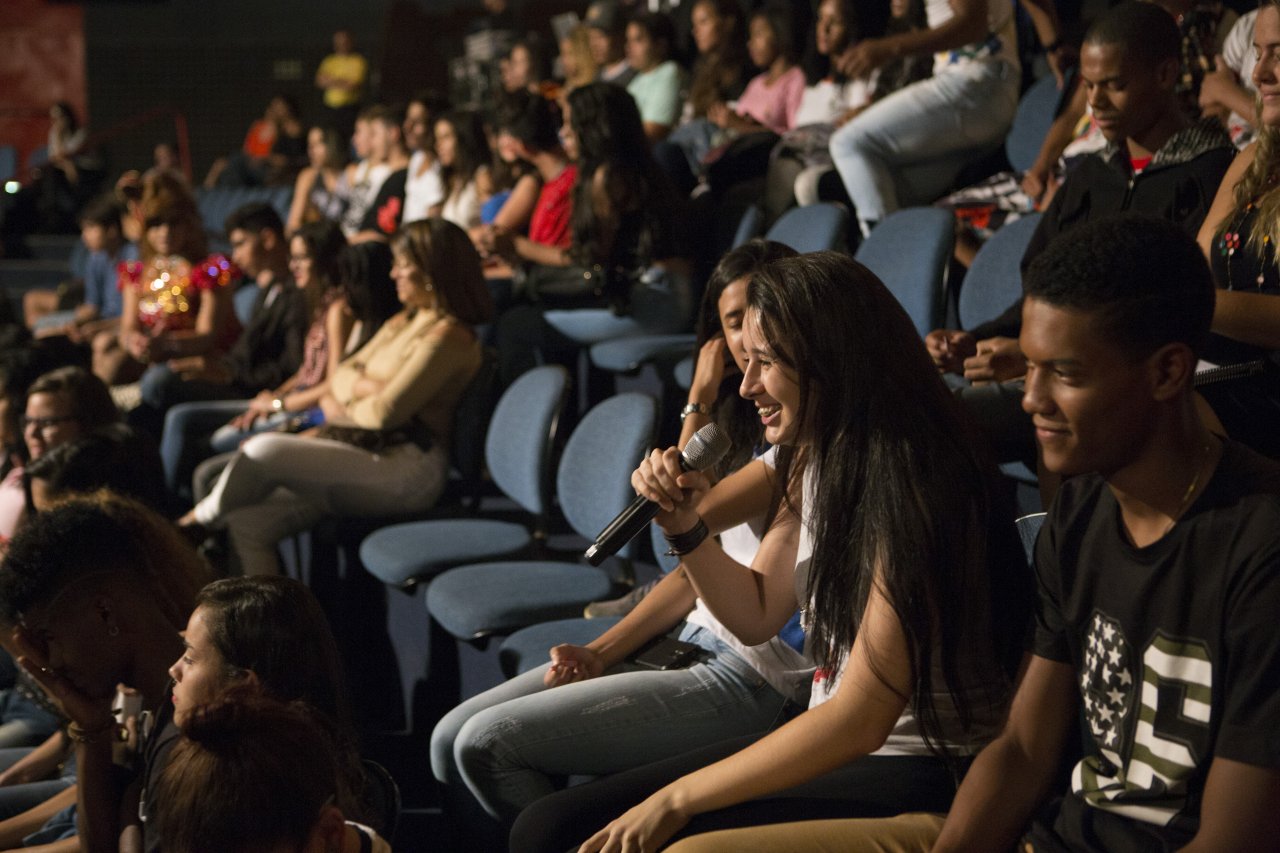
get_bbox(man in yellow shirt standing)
[315,28,368,139]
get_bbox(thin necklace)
[1163,440,1213,536]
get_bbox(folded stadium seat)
[425,391,657,643]
[854,206,954,338]
[496,522,681,678]
[762,202,850,255]
[956,213,1042,333]
[358,363,569,589]
[1006,73,1071,175]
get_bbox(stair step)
[25,234,80,262]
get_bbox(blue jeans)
[159,399,252,498]
[0,747,76,822]
[830,60,1018,227]
[431,624,791,823]
[0,690,59,750]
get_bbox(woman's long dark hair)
[749,252,1029,763]
[687,0,749,117]
[294,218,347,315]
[801,0,873,85]
[338,241,398,350]
[696,240,798,477]
[195,576,350,724]
[192,576,366,820]
[437,110,492,202]
[566,82,680,274]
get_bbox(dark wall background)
[83,0,577,182]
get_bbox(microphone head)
[680,422,731,472]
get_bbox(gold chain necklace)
[1163,440,1213,536]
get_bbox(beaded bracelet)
[664,517,710,556]
[66,719,122,745]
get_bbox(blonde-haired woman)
[1196,0,1280,458]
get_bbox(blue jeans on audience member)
[0,689,59,750]
[0,747,76,822]
[24,803,78,846]
[830,59,1018,229]
[431,623,791,824]
[159,400,253,499]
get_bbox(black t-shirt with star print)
[1029,440,1280,852]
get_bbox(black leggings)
[508,734,965,853]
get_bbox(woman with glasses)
[0,366,121,540]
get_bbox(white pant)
[831,59,1019,226]
[194,432,447,575]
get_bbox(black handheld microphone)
[584,422,731,566]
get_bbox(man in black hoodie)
[923,1,1235,466]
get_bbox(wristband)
[679,402,710,423]
[664,517,710,556]
[67,719,123,744]
[1044,37,1063,53]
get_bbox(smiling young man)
[669,215,1280,853]
[927,214,1280,852]
[924,2,1235,467]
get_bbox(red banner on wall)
[0,0,86,179]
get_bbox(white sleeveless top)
[684,447,815,704]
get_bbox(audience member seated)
[339,107,389,239]
[478,97,543,239]
[0,366,122,539]
[585,0,636,87]
[285,125,350,235]
[669,3,811,199]
[203,94,307,189]
[187,241,399,506]
[1195,0,1280,459]
[31,102,104,235]
[653,0,750,189]
[626,11,685,144]
[731,214,1280,853]
[924,3,1234,468]
[761,0,896,226]
[156,217,342,497]
[1201,9,1259,149]
[92,173,240,388]
[350,105,411,244]
[0,351,41,544]
[1154,0,1238,120]
[559,24,599,93]
[130,202,307,440]
[493,82,690,386]
[180,218,492,575]
[433,242,802,839]
[501,35,556,97]
[153,696,389,853]
[830,0,1020,235]
[401,90,451,224]
[514,251,1028,853]
[25,423,167,515]
[435,110,493,232]
[0,493,211,853]
[480,93,576,268]
[26,196,137,341]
